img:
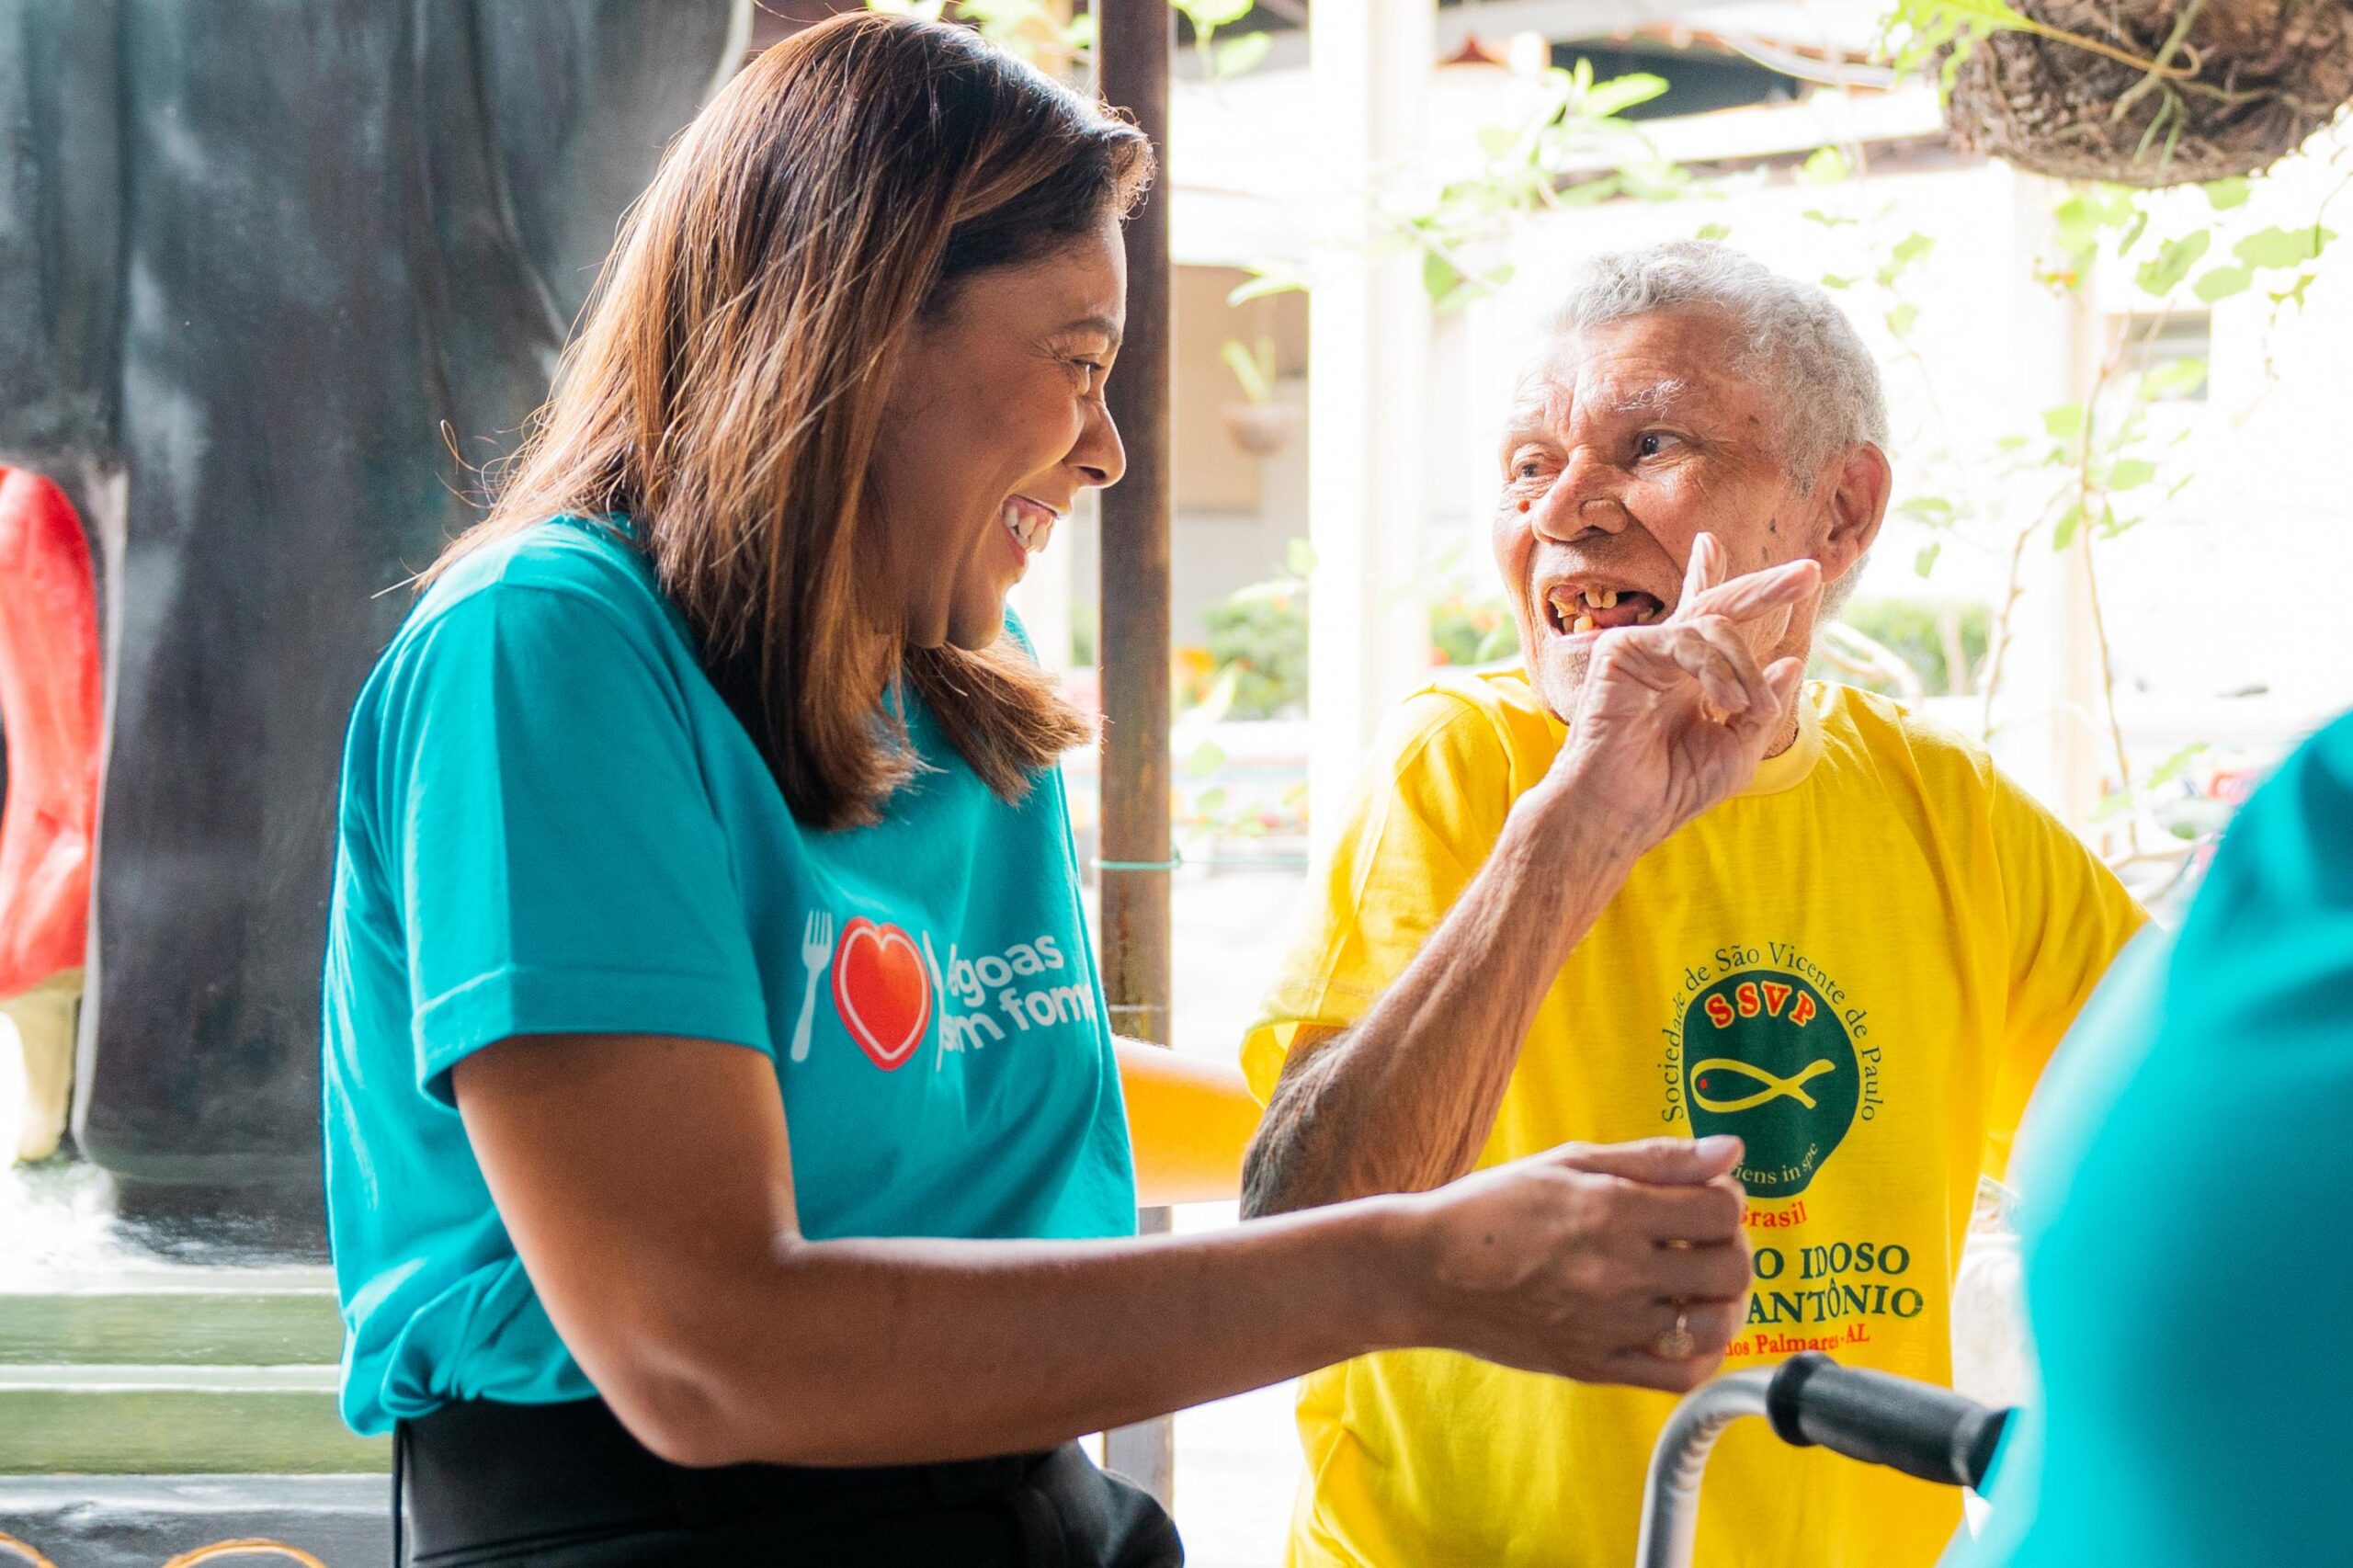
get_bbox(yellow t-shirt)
[1242,672,2144,1568]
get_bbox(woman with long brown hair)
[320,15,1755,1564]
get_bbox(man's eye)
[1635,431,1673,459]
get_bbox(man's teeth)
[1546,584,1660,633]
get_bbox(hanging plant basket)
[1943,0,2353,187]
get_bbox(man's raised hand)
[1547,533,1819,849]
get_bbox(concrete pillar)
[1305,0,1435,851]
[1992,166,2103,828]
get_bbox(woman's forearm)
[1242,789,1641,1214]
[640,1197,1416,1467]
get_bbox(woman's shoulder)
[369,516,688,708]
[415,514,660,626]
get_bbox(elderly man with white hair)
[1238,241,2145,1568]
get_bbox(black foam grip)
[1765,1353,2012,1490]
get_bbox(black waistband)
[397,1395,1057,1562]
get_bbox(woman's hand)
[1401,1135,1752,1393]
[1544,534,1818,852]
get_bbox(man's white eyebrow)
[1607,378,1690,415]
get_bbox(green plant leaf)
[2052,503,2084,550]
[2134,230,2211,296]
[1582,72,1668,119]
[1801,208,1859,229]
[1556,175,1621,208]
[2042,403,2085,440]
[2192,264,2254,302]
[2106,457,2157,489]
[1801,146,1851,186]
[2147,741,2209,787]
[2234,224,2336,268]
[1212,29,1271,76]
[1423,249,1461,303]
[1886,301,1920,336]
[1284,536,1318,577]
[2202,176,2251,210]
[2140,357,2208,397]
[1176,0,1252,27]
[1899,495,1960,526]
[1915,540,1942,577]
[1821,273,1858,289]
[1219,339,1271,404]
[1227,264,1306,305]
[1696,221,1732,242]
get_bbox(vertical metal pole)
[1096,0,1176,1509]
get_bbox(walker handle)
[1764,1353,2010,1491]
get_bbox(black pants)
[395,1397,1184,1566]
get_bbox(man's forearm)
[1244,789,1644,1214]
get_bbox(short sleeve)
[1984,769,2148,1176]
[378,583,773,1104]
[1238,693,1514,1104]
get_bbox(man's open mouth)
[1542,581,1668,636]
[1002,496,1057,556]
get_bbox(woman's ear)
[1817,442,1892,584]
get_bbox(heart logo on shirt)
[831,917,931,1072]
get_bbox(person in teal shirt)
[325,517,1137,1430]
[322,15,1791,1565]
[1955,711,2353,1565]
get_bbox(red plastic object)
[0,468,101,998]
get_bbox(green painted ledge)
[0,1268,345,1367]
[0,1366,389,1475]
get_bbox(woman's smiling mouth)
[1001,495,1058,562]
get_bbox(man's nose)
[1072,398,1126,491]
[1532,454,1629,541]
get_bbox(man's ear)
[1816,442,1891,584]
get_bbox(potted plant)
[1220,336,1300,455]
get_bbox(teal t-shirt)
[322,516,1136,1435]
[1953,712,2353,1564]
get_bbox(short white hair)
[1546,240,1890,486]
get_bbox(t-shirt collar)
[1741,683,1824,796]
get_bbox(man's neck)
[1764,690,1804,758]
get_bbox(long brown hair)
[426,15,1152,829]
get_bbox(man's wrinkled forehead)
[1506,323,1740,434]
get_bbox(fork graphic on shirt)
[789,910,835,1062]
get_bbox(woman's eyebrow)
[1059,314,1124,346]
